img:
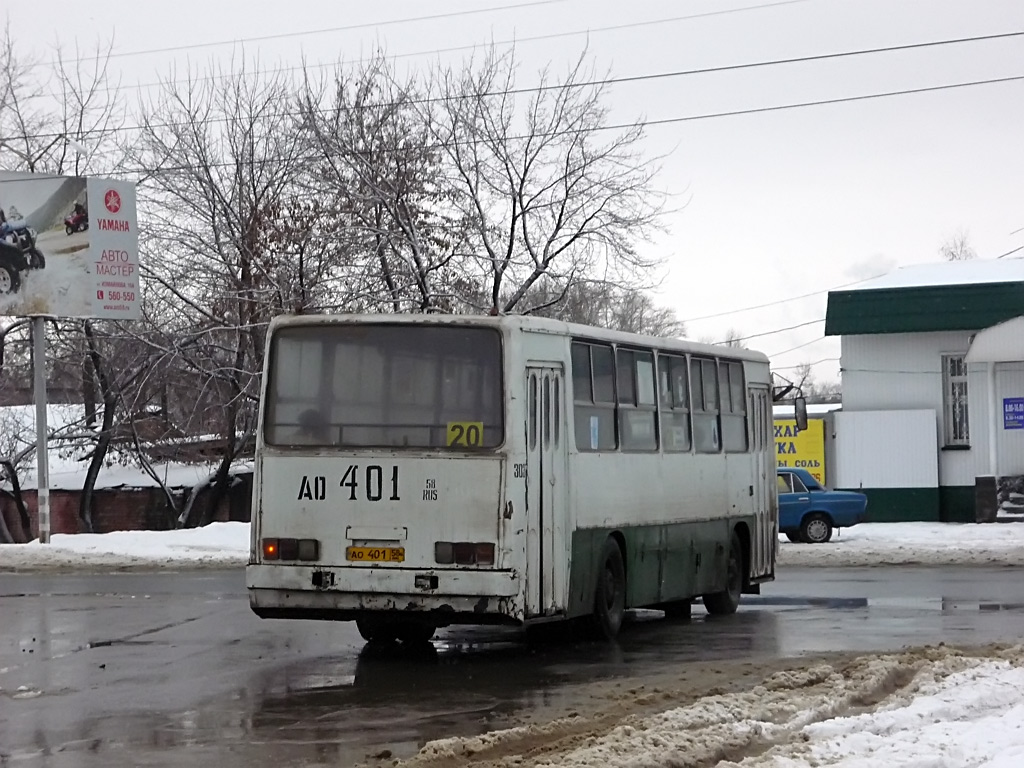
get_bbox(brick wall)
[1,473,252,543]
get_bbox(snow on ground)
[2,521,1024,571]
[399,646,1024,768]
[778,522,1024,567]
[0,522,249,570]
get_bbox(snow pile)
[760,661,1024,767]
[0,522,249,571]
[778,522,1024,567]
[397,646,1024,768]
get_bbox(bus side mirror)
[794,396,808,433]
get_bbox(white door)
[749,387,776,577]
[525,365,568,616]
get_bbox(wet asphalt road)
[2,566,1024,767]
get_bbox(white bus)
[246,314,778,641]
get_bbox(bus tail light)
[434,541,495,565]
[474,543,495,565]
[262,538,320,562]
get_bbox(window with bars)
[942,354,970,446]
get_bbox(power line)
[111,72,1024,178]
[49,0,568,66]
[772,357,839,370]
[29,0,811,96]
[716,318,824,345]
[770,336,831,357]
[682,271,891,323]
[996,244,1024,259]
[13,55,1024,159]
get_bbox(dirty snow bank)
[0,522,248,570]
[395,646,1024,768]
[778,522,1024,567]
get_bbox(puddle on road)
[8,597,1024,767]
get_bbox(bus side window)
[619,349,656,451]
[571,341,617,452]
[659,354,691,452]
[692,357,720,453]
[721,361,748,453]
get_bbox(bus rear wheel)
[591,538,626,639]
[702,531,743,616]
[356,616,398,643]
[395,621,435,645]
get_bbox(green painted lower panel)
[567,516,757,620]
[850,488,940,522]
[939,486,975,523]
[850,486,976,522]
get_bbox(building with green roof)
[825,258,1024,523]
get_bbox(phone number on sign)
[103,291,136,302]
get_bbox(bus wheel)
[703,532,742,616]
[592,538,626,639]
[355,616,398,643]
[395,621,435,645]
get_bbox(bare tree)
[298,54,472,313]
[520,280,683,336]
[939,229,976,262]
[0,24,123,174]
[427,46,668,314]
[126,61,318,525]
[793,361,841,403]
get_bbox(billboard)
[775,417,826,484]
[0,171,140,320]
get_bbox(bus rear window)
[265,325,503,448]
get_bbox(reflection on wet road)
[2,566,1024,767]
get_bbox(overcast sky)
[8,0,1024,382]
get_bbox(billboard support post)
[32,315,50,544]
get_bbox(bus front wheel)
[703,532,743,616]
[592,538,626,639]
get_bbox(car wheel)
[801,513,833,544]
[591,538,626,639]
[703,531,743,616]
[0,264,20,295]
[784,531,801,543]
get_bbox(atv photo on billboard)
[0,171,140,320]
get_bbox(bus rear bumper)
[246,564,523,624]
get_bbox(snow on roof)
[845,257,1024,291]
[15,459,254,492]
[773,403,841,418]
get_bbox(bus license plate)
[346,546,405,563]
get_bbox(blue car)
[777,467,868,544]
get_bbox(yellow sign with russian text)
[774,418,826,484]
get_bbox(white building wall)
[840,332,988,488]
[832,410,938,490]
[996,362,1024,476]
